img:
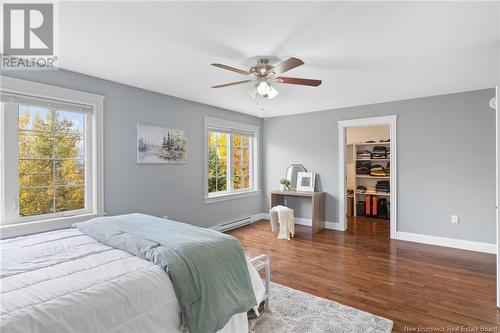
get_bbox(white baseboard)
[253,213,270,221]
[218,213,495,254]
[257,213,344,231]
[256,213,271,221]
[396,231,496,254]
[293,217,344,231]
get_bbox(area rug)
[249,282,393,333]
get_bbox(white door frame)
[338,115,397,239]
[495,86,499,308]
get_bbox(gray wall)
[4,70,496,243]
[4,70,264,228]
[263,89,497,244]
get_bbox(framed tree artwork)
[137,123,187,164]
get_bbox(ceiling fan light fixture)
[257,80,271,95]
[267,85,279,99]
[212,57,321,101]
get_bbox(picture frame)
[137,123,187,164]
[296,172,315,192]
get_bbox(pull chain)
[255,96,265,117]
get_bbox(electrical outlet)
[451,215,459,224]
[283,198,288,206]
[162,215,169,220]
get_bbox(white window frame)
[0,77,104,237]
[204,116,260,204]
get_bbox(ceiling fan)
[211,57,322,99]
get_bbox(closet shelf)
[356,192,390,196]
[355,159,390,162]
[356,175,390,179]
[348,142,391,146]
[348,142,390,146]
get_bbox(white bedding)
[0,228,264,333]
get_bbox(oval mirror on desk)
[285,164,306,190]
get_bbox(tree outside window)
[18,105,85,217]
[208,131,228,193]
[208,131,252,194]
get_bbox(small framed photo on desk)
[297,172,315,192]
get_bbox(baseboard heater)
[217,216,254,232]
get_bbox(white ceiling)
[58,1,500,118]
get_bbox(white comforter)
[0,228,264,333]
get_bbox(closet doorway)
[338,116,397,239]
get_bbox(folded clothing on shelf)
[356,161,371,175]
[375,180,390,193]
[356,185,377,194]
[356,149,371,160]
[376,180,390,187]
[371,146,387,159]
[356,185,367,193]
[370,163,386,177]
[368,162,390,177]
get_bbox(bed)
[0,214,266,333]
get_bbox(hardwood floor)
[228,217,498,332]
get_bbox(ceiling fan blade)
[269,57,304,76]
[211,80,252,88]
[211,63,249,75]
[274,77,322,86]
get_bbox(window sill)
[0,212,105,239]
[205,190,260,204]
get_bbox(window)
[231,134,251,190]
[205,117,259,202]
[1,77,104,227]
[208,131,228,193]
[17,106,86,217]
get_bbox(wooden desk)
[270,190,326,234]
